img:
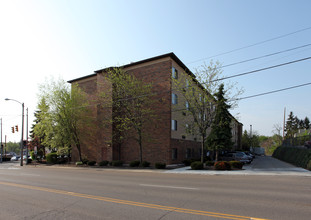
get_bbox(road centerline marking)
[0,181,269,220]
[139,184,199,190]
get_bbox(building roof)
[68,52,195,83]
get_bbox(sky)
[1,0,311,143]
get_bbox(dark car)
[304,141,311,149]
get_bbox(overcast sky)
[1,0,311,142]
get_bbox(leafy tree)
[100,68,156,164]
[207,84,233,161]
[5,142,20,154]
[37,78,95,161]
[172,61,243,162]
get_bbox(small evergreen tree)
[303,117,310,129]
[207,84,233,161]
[285,112,297,138]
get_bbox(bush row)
[188,161,243,170]
[129,160,151,167]
[75,159,165,169]
[272,147,311,170]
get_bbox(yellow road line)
[0,181,269,220]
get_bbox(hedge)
[110,160,123,167]
[214,161,231,170]
[273,147,311,170]
[129,160,140,167]
[191,161,204,170]
[155,162,166,169]
[141,161,150,167]
[46,152,58,164]
[87,161,97,166]
[99,160,109,166]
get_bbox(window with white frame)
[185,101,189,110]
[171,120,177,131]
[186,79,189,88]
[172,93,178,104]
[172,67,178,79]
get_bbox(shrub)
[99,160,109,166]
[273,147,311,169]
[155,162,166,169]
[82,158,89,165]
[182,159,192,166]
[46,152,58,164]
[30,151,36,160]
[214,161,231,170]
[110,160,123,167]
[76,161,83,166]
[141,161,150,167]
[191,161,204,170]
[229,161,243,169]
[130,160,140,167]
[87,161,96,166]
[205,161,215,166]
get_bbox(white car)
[10,156,20,161]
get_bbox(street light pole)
[5,98,24,166]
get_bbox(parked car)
[221,152,252,164]
[245,152,255,159]
[234,152,252,164]
[304,141,311,149]
[10,156,20,161]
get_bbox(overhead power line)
[211,56,311,82]
[220,43,311,69]
[188,26,311,64]
[234,82,311,101]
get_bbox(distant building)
[68,53,242,164]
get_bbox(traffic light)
[11,127,15,133]
[15,125,19,132]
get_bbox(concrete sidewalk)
[165,156,311,176]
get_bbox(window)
[172,93,178,104]
[185,79,189,88]
[182,135,186,139]
[171,120,177,131]
[186,148,191,159]
[172,67,178,79]
[185,101,189,110]
[172,148,178,160]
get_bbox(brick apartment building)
[68,53,242,165]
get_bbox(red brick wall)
[117,60,172,164]
[71,58,204,165]
[170,139,202,164]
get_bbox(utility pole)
[26,108,29,164]
[283,107,286,140]
[250,125,253,152]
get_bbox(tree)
[241,130,251,151]
[303,117,310,129]
[37,78,95,161]
[29,97,51,158]
[207,84,233,161]
[172,61,243,163]
[100,68,156,164]
[285,111,298,138]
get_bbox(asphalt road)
[0,158,310,220]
